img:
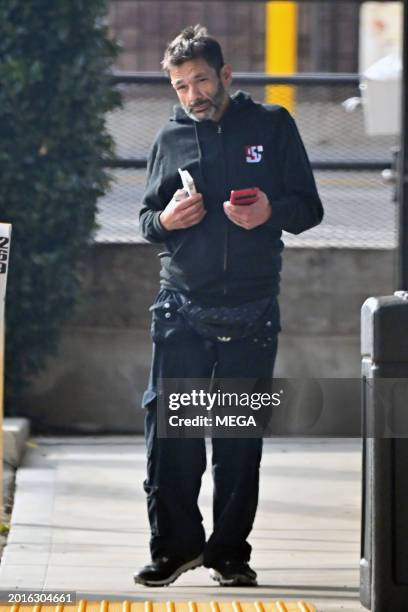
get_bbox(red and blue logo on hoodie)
[245,145,264,163]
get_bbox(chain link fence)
[97,75,398,248]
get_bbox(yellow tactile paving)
[0,601,316,612]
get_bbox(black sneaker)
[209,560,258,586]
[133,553,203,587]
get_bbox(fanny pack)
[178,295,277,342]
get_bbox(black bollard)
[360,291,408,611]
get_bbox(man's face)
[169,58,232,122]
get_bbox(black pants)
[142,289,279,566]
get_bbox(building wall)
[297,2,359,73]
[109,1,266,72]
[109,1,360,73]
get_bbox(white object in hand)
[178,168,197,197]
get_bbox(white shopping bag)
[360,54,402,136]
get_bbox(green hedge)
[0,1,121,408]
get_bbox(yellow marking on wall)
[265,1,297,113]
[0,601,317,612]
[297,603,312,612]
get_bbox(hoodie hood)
[170,90,256,123]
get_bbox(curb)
[2,418,30,510]
[3,418,30,468]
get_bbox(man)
[135,25,323,588]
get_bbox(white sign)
[0,224,12,305]
[0,223,11,521]
[359,3,402,136]
[359,2,402,73]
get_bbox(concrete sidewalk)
[0,437,365,612]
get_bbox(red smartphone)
[230,187,258,206]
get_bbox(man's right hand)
[160,189,206,231]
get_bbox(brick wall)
[298,2,359,73]
[109,1,267,72]
[109,1,359,74]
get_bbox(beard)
[182,79,227,122]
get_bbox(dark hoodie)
[139,91,323,305]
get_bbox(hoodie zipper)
[217,123,229,297]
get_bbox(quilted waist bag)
[177,295,279,342]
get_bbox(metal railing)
[107,72,392,170]
[96,72,397,248]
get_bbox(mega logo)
[0,237,10,275]
[245,145,264,163]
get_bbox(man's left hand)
[223,189,272,230]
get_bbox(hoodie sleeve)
[265,107,323,235]
[139,138,173,243]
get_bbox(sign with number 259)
[0,223,11,303]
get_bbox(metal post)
[398,0,408,290]
[264,1,297,112]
